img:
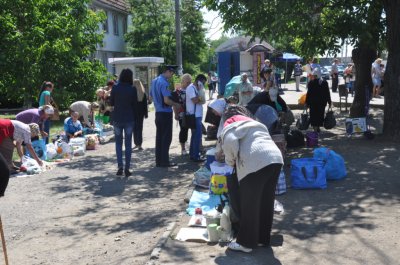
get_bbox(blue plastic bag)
[313,147,347,180]
[291,158,327,189]
[25,139,47,160]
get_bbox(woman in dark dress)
[306,68,332,132]
[132,79,148,151]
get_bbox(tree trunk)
[349,47,376,117]
[383,1,400,140]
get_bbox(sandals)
[228,242,252,253]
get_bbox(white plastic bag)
[46,143,57,160]
[22,155,42,175]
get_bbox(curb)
[145,186,195,265]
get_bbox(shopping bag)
[209,174,228,195]
[275,170,287,195]
[25,139,47,160]
[323,109,336,129]
[182,114,196,129]
[313,147,346,180]
[296,109,310,130]
[298,93,307,106]
[291,158,327,189]
[306,131,319,148]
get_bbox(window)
[102,10,109,33]
[113,13,119,36]
[122,17,127,34]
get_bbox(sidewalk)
[279,81,384,110]
[150,84,398,265]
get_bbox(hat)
[28,123,40,137]
[39,105,54,115]
[44,106,54,115]
[163,65,178,73]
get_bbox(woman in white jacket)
[216,108,283,253]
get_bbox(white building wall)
[92,2,129,74]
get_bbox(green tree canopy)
[203,0,400,139]
[0,0,108,109]
[126,0,208,74]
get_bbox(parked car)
[337,65,345,76]
[321,66,330,80]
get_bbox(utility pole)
[175,0,183,75]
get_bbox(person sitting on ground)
[237,73,253,106]
[64,112,83,141]
[15,105,54,139]
[69,101,99,127]
[247,83,294,126]
[0,119,43,172]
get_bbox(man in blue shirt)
[150,65,181,167]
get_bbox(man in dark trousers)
[330,58,339,92]
[149,65,181,167]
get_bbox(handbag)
[313,147,346,180]
[323,108,336,129]
[182,91,197,129]
[290,158,327,189]
[296,109,310,130]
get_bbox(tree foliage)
[203,0,400,138]
[0,0,108,109]
[126,0,208,74]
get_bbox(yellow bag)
[298,93,307,106]
[209,174,228,195]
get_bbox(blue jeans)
[113,121,134,170]
[43,119,51,144]
[190,117,202,160]
[155,112,173,166]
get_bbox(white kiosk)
[108,57,164,94]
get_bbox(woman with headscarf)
[16,105,54,139]
[215,105,283,253]
[0,119,43,172]
[306,68,332,132]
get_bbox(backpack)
[286,129,305,148]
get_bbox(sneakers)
[116,168,123,176]
[124,169,132,177]
[228,242,252,253]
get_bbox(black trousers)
[236,163,282,248]
[134,114,145,146]
[0,153,10,197]
[178,119,189,144]
[331,74,338,92]
[155,112,173,166]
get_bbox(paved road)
[1,111,199,265]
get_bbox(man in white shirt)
[330,58,339,92]
[186,74,207,162]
